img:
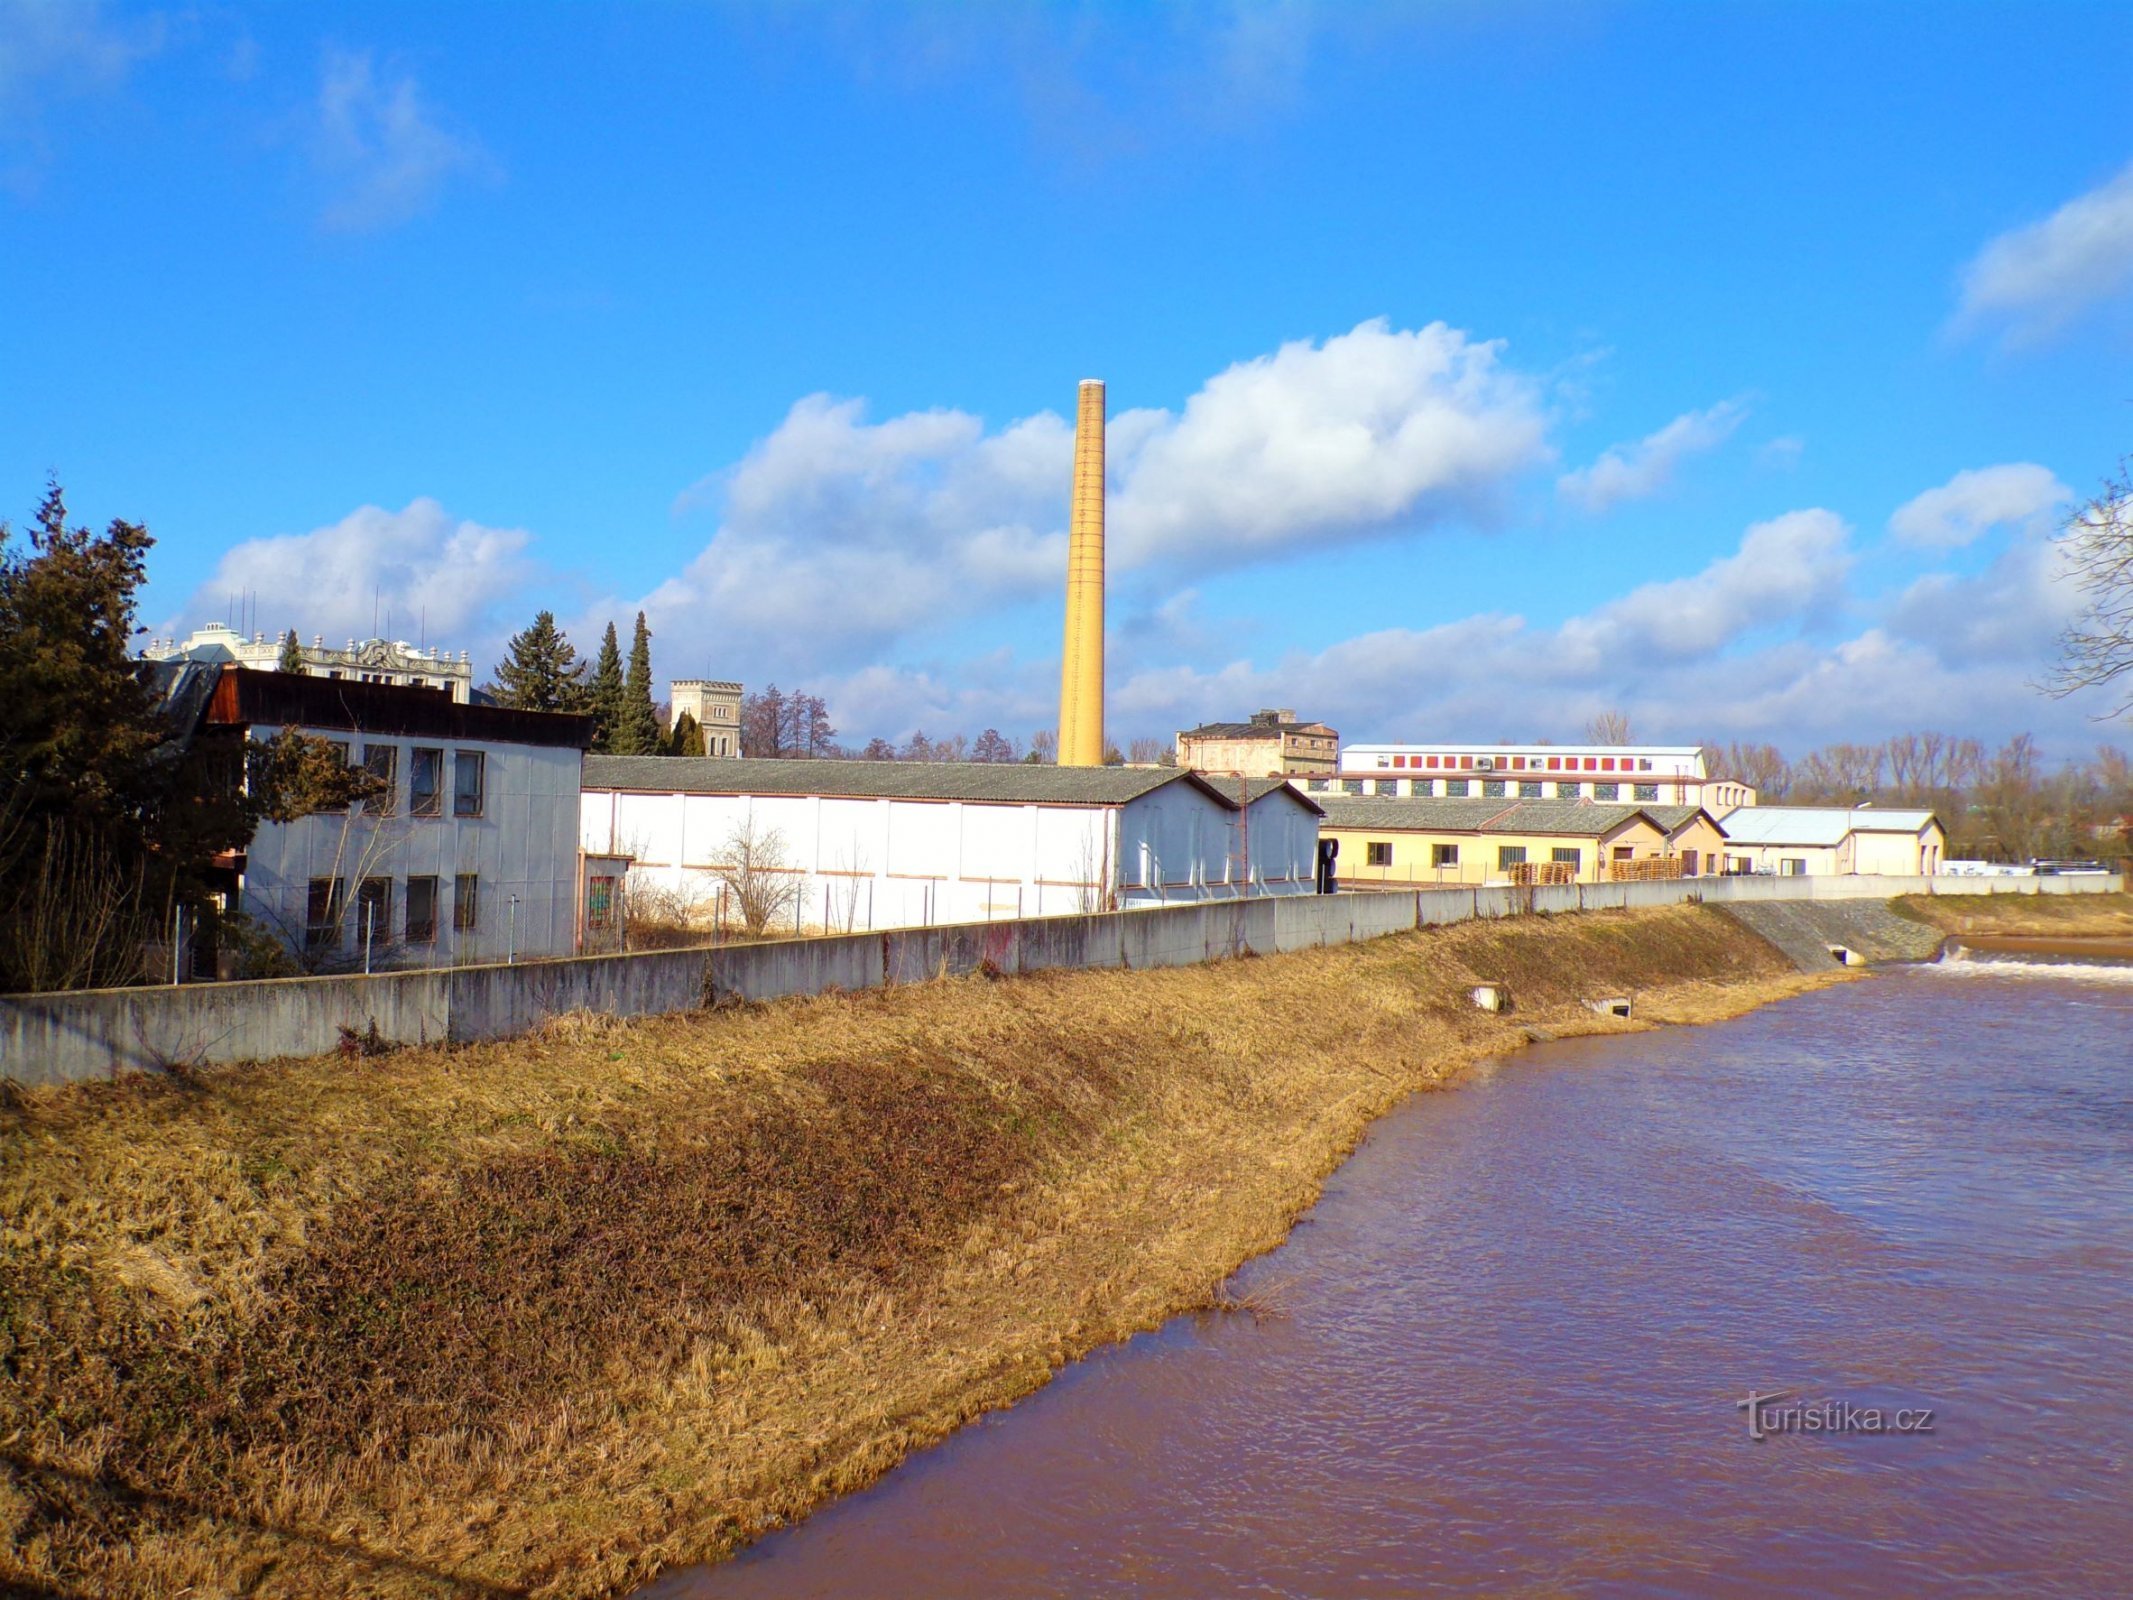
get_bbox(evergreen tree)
[277,629,304,673]
[620,611,661,755]
[669,709,705,756]
[586,622,625,753]
[492,610,587,713]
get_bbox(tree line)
[1703,731,2131,864]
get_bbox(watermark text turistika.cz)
[1737,1390,1936,1442]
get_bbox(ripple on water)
[642,970,2133,1600]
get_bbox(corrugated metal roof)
[1317,797,1657,837]
[584,756,1237,807]
[208,668,594,748]
[1716,806,1940,846]
[1644,804,1724,836]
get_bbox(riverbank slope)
[2,904,1852,1598]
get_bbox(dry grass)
[1893,890,2133,939]
[2,904,1824,1599]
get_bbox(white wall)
[581,782,1320,933]
[243,726,582,966]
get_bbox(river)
[645,964,2133,1598]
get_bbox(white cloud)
[1888,462,2070,550]
[1110,318,1549,565]
[0,0,162,189]
[1887,527,2082,664]
[646,318,1550,674]
[1957,159,2133,342]
[182,498,536,659]
[313,47,487,232]
[1557,397,1749,515]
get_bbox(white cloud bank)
[1888,463,2069,550]
[182,498,536,652]
[647,318,1551,669]
[1557,398,1749,515]
[1957,158,2133,343]
[313,48,487,232]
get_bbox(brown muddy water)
[644,966,2133,1598]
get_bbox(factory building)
[1324,743,1756,813]
[580,757,1324,931]
[1319,797,1693,887]
[1176,709,1340,779]
[1714,806,1947,877]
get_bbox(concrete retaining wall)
[5,872,2120,1086]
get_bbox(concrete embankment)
[1716,900,1946,970]
[0,896,2111,1599]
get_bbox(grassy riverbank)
[5,904,1841,1598]
[1895,889,2133,939]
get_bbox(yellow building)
[1176,709,1339,779]
[1643,805,1731,878]
[1319,797,1674,886]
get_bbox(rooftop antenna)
[373,585,380,640]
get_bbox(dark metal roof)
[1179,719,1336,739]
[583,755,1316,811]
[1643,804,1726,837]
[1318,796,1660,837]
[206,668,594,749]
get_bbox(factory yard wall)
[4,872,2121,1086]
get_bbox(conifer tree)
[493,610,587,713]
[587,622,625,753]
[277,629,304,673]
[669,709,705,756]
[621,611,661,755]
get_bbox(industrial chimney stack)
[1057,378,1106,767]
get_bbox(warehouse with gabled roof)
[580,757,1324,931]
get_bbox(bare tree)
[714,817,802,935]
[2050,458,2133,718]
[1127,736,1168,764]
[1028,729,1057,764]
[1585,708,1634,745]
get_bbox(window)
[1781,857,1808,876]
[1444,779,1470,797]
[305,877,345,950]
[406,876,438,943]
[453,873,480,932]
[1601,757,1616,771]
[1595,782,1620,800]
[355,876,392,947]
[1518,781,1543,798]
[588,874,617,930]
[1612,846,1634,862]
[1374,779,1399,795]
[1556,783,1580,799]
[1306,777,1330,792]
[1639,759,1654,772]
[1482,779,1506,798]
[1552,847,1582,867]
[1633,783,1659,802]
[454,751,486,816]
[1584,757,1598,771]
[1342,779,1364,794]
[1366,841,1393,867]
[1431,843,1459,867]
[1497,845,1527,869]
[1547,756,1561,770]
[1426,756,1439,768]
[361,745,397,814]
[409,748,444,817]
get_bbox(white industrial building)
[580,757,1326,931]
[1327,742,1757,813]
[1715,806,1947,877]
[192,667,594,968]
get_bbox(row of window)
[306,873,480,947]
[1360,842,1590,870]
[320,744,487,818]
[1371,753,1662,773]
[1316,777,1663,802]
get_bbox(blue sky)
[6,1,2133,757]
